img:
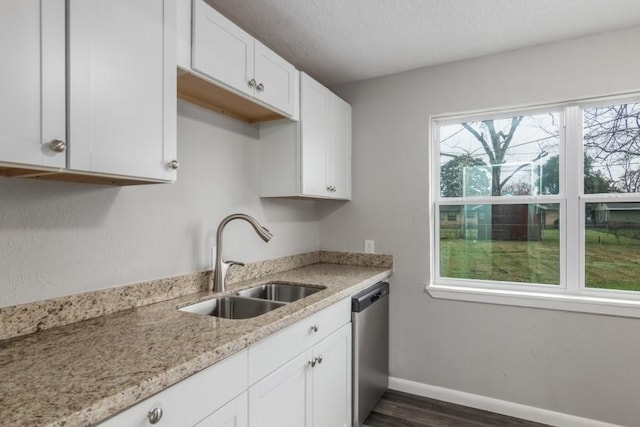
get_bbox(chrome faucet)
[213,213,273,293]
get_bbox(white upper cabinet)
[300,74,331,197]
[0,0,66,169]
[328,94,352,200]
[259,72,352,200]
[253,40,297,116]
[68,0,177,181]
[0,0,177,184]
[192,0,254,97]
[180,0,297,121]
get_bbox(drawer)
[248,298,350,384]
[99,349,248,426]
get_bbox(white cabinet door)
[68,0,177,181]
[261,72,351,200]
[99,350,248,427]
[0,0,65,169]
[192,0,254,97]
[187,0,298,120]
[195,392,248,427]
[311,324,352,427]
[328,95,352,200]
[254,41,297,117]
[249,350,312,427]
[248,312,352,427]
[300,73,331,197]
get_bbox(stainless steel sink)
[236,282,325,303]
[180,296,286,319]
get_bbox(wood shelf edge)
[177,72,286,124]
[0,165,171,186]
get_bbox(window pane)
[439,113,560,197]
[584,102,640,194]
[439,204,560,284]
[585,202,640,290]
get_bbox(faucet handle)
[225,260,245,268]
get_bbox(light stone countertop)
[0,262,392,426]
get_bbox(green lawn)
[440,229,640,291]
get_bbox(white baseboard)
[389,377,620,427]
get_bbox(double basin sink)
[180,282,325,319]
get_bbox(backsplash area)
[0,251,392,340]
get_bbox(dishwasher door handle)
[370,291,383,303]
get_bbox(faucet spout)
[213,213,273,293]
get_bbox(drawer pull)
[309,355,323,367]
[147,407,163,424]
[310,323,319,333]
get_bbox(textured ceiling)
[206,0,640,86]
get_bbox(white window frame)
[427,93,640,318]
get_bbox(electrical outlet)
[364,240,375,254]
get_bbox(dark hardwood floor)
[363,390,549,427]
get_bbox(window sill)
[426,284,640,318]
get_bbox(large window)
[429,96,640,316]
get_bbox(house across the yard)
[593,202,640,226]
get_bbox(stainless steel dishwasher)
[351,281,390,426]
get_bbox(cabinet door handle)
[49,139,66,153]
[309,357,317,367]
[256,83,265,92]
[166,160,180,170]
[310,323,319,333]
[248,78,257,88]
[147,407,163,424]
[317,355,323,364]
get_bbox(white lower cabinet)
[248,323,352,427]
[249,350,312,427]
[195,392,248,427]
[310,324,352,427]
[99,300,351,427]
[98,349,248,427]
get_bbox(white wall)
[321,27,640,426]
[0,101,318,307]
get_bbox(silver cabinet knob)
[166,160,179,170]
[309,357,318,367]
[256,83,264,92]
[317,355,323,364]
[310,324,319,333]
[248,78,257,88]
[49,139,66,153]
[147,407,163,424]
